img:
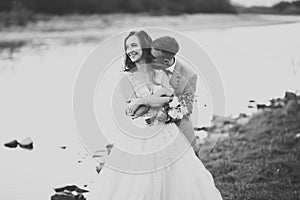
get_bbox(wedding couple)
[89,30,223,200]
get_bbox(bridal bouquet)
[164,94,195,123]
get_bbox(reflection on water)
[0,22,300,200]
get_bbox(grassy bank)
[201,95,300,200]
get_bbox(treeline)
[237,0,300,15]
[0,0,235,15]
[272,0,300,14]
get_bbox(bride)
[88,30,223,200]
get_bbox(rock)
[92,154,103,158]
[106,144,114,155]
[96,162,105,174]
[92,149,107,158]
[284,91,297,102]
[238,113,248,118]
[256,103,267,110]
[270,98,285,108]
[18,137,33,150]
[74,194,86,200]
[285,100,300,115]
[194,127,208,131]
[4,140,19,148]
[51,193,75,200]
[50,193,86,200]
[3,137,33,150]
[248,100,256,108]
[54,185,89,193]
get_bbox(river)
[0,16,300,200]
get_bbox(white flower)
[177,111,184,119]
[168,109,178,119]
[169,96,180,108]
[168,108,185,119]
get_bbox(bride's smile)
[125,35,143,62]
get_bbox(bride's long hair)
[123,30,159,85]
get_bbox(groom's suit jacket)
[170,60,197,146]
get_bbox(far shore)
[1,13,300,48]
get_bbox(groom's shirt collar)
[168,58,176,73]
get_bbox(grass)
[200,99,300,200]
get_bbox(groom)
[150,36,199,154]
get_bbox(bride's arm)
[136,70,174,108]
[140,96,171,108]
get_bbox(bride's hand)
[125,98,143,116]
[129,103,141,114]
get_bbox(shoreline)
[1,14,300,46]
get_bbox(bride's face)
[125,35,143,63]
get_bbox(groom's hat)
[152,36,179,56]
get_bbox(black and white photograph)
[1,0,300,200]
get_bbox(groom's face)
[151,48,171,70]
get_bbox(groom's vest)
[170,61,197,146]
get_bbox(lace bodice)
[125,69,164,98]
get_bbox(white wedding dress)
[88,70,223,200]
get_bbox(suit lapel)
[170,62,183,93]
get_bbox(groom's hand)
[157,110,168,122]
